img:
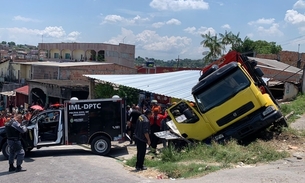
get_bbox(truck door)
[28,110,63,146]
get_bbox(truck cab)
[162,56,287,143]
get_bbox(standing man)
[127,105,142,144]
[134,110,151,171]
[5,114,27,172]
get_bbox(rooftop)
[17,61,112,67]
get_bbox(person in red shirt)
[0,113,6,127]
[151,100,161,114]
[24,111,32,121]
[149,108,167,154]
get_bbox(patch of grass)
[158,162,222,178]
[280,94,305,123]
[126,140,289,178]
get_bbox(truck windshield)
[194,69,250,113]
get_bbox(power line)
[278,35,305,46]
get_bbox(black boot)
[16,165,26,172]
[9,164,16,172]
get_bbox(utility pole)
[176,55,180,68]
[297,44,301,68]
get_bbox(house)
[38,42,135,68]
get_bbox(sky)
[1,0,305,60]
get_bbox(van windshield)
[193,69,250,113]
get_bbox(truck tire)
[1,142,9,159]
[91,136,111,156]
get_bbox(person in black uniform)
[5,114,27,172]
[134,110,151,171]
[126,105,142,144]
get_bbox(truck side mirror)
[254,67,264,77]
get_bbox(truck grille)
[217,102,254,127]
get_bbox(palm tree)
[219,30,232,54]
[200,32,222,64]
[229,32,243,51]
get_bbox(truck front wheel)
[1,142,9,159]
[91,136,111,156]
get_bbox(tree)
[1,41,6,44]
[219,30,232,53]
[94,82,139,106]
[200,32,222,64]
[229,32,243,51]
[7,41,16,47]
[253,40,282,54]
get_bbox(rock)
[292,152,304,159]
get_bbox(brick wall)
[32,65,58,79]
[260,67,301,82]
[256,50,305,69]
[32,64,136,81]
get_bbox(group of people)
[126,100,172,171]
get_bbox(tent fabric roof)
[84,70,202,101]
[15,85,29,95]
[0,91,16,96]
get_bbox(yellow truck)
[157,51,287,143]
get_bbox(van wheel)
[1,142,9,160]
[91,136,111,156]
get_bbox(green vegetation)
[125,94,305,179]
[280,94,305,123]
[200,31,282,64]
[126,140,289,178]
[94,82,139,105]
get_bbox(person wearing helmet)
[151,100,161,114]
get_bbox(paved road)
[0,145,154,183]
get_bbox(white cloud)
[102,14,149,25]
[42,26,66,38]
[106,28,191,53]
[149,0,209,11]
[152,18,181,28]
[0,26,81,44]
[67,31,81,41]
[184,26,216,35]
[13,15,40,22]
[184,27,196,34]
[152,22,165,28]
[248,18,275,25]
[285,9,305,24]
[293,0,305,9]
[166,18,181,25]
[221,24,231,29]
[257,23,283,36]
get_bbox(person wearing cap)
[151,100,161,114]
[134,110,152,171]
[149,107,168,154]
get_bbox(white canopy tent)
[84,70,202,101]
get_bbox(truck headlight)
[262,106,275,117]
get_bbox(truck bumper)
[221,109,283,140]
